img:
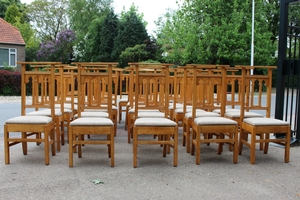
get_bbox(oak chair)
[23,64,67,151]
[69,62,116,167]
[238,66,290,164]
[190,65,239,164]
[4,62,58,165]
[131,63,178,168]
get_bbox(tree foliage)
[84,10,119,62]
[4,3,22,24]
[26,0,69,41]
[37,29,76,63]
[68,0,113,59]
[112,6,148,65]
[156,0,276,66]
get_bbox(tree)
[84,10,119,62]
[119,44,150,65]
[156,0,275,66]
[26,0,69,41]
[37,29,76,63]
[68,0,113,60]
[4,3,22,24]
[112,6,148,66]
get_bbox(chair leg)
[250,131,256,164]
[195,131,201,165]
[110,130,114,167]
[4,126,10,164]
[174,128,178,167]
[22,132,28,155]
[69,128,73,167]
[44,131,50,165]
[133,127,138,168]
[263,133,269,154]
[285,132,291,163]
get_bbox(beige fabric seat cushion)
[212,108,240,114]
[194,117,237,125]
[128,108,160,113]
[70,117,114,126]
[185,111,220,119]
[26,109,62,116]
[134,118,177,127]
[119,98,128,102]
[5,116,52,124]
[55,103,78,111]
[74,111,109,119]
[225,111,264,118]
[138,112,165,118]
[243,118,290,126]
[174,106,193,114]
[168,103,183,110]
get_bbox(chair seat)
[84,105,118,112]
[225,111,264,118]
[185,111,219,119]
[70,117,114,126]
[243,118,290,126]
[138,112,165,118]
[129,108,160,113]
[134,118,177,127]
[119,98,128,102]
[26,109,62,116]
[5,116,53,124]
[168,103,183,110]
[174,106,193,114]
[74,111,109,118]
[55,103,78,110]
[212,108,240,114]
[194,117,237,125]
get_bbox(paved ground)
[0,98,300,200]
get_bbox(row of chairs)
[3,62,290,167]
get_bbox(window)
[0,48,17,67]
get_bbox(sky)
[20,0,180,35]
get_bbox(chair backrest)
[129,63,173,119]
[18,62,60,118]
[188,64,228,118]
[238,66,276,124]
[75,62,118,119]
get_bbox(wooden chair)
[190,65,239,164]
[126,66,165,143]
[131,63,178,168]
[69,62,116,167]
[4,62,58,165]
[181,65,227,153]
[24,64,65,151]
[238,66,290,164]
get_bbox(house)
[0,18,25,71]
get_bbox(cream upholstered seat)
[131,63,178,168]
[183,111,220,153]
[4,62,59,165]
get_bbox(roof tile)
[0,18,25,45]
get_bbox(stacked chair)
[4,62,60,165]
